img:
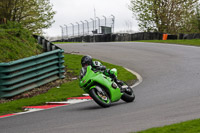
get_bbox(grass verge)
[0,21,43,62]
[133,39,200,47]
[0,54,136,115]
[135,118,200,133]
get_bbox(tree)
[0,0,56,34]
[183,4,200,33]
[197,5,200,32]
[129,0,200,34]
[177,1,200,33]
[0,0,13,20]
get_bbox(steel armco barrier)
[0,38,65,98]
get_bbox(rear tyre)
[89,86,111,108]
[121,85,135,103]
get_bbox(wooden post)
[3,18,7,24]
[0,18,7,24]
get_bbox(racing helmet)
[81,55,92,67]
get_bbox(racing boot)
[113,76,124,86]
[115,79,124,86]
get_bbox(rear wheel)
[89,86,111,108]
[121,84,135,102]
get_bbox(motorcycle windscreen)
[79,67,87,79]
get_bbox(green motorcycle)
[79,65,135,107]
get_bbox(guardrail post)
[0,64,9,97]
[0,66,6,93]
[42,39,47,52]
[52,45,56,50]
[38,36,42,45]
[58,50,65,79]
[47,42,51,52]
[0,66,5,72]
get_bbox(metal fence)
[54,32,165,42]
[0,37,65,98]
[60,15,115,39]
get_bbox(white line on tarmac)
[125,68,143,88]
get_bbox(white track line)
[125,68,143,88]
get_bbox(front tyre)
[121,86,135,102]
[89,86,111,108]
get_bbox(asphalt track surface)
[1,42,200,133]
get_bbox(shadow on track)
[67,101,127,112]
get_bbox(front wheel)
[121,85,135,102]
[89,86,111,108]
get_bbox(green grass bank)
[135,118,200,133]
[0,21,43,62]
[133,39,200,47]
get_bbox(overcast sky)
[44,0,139,37]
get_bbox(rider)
[81,55,124,86]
